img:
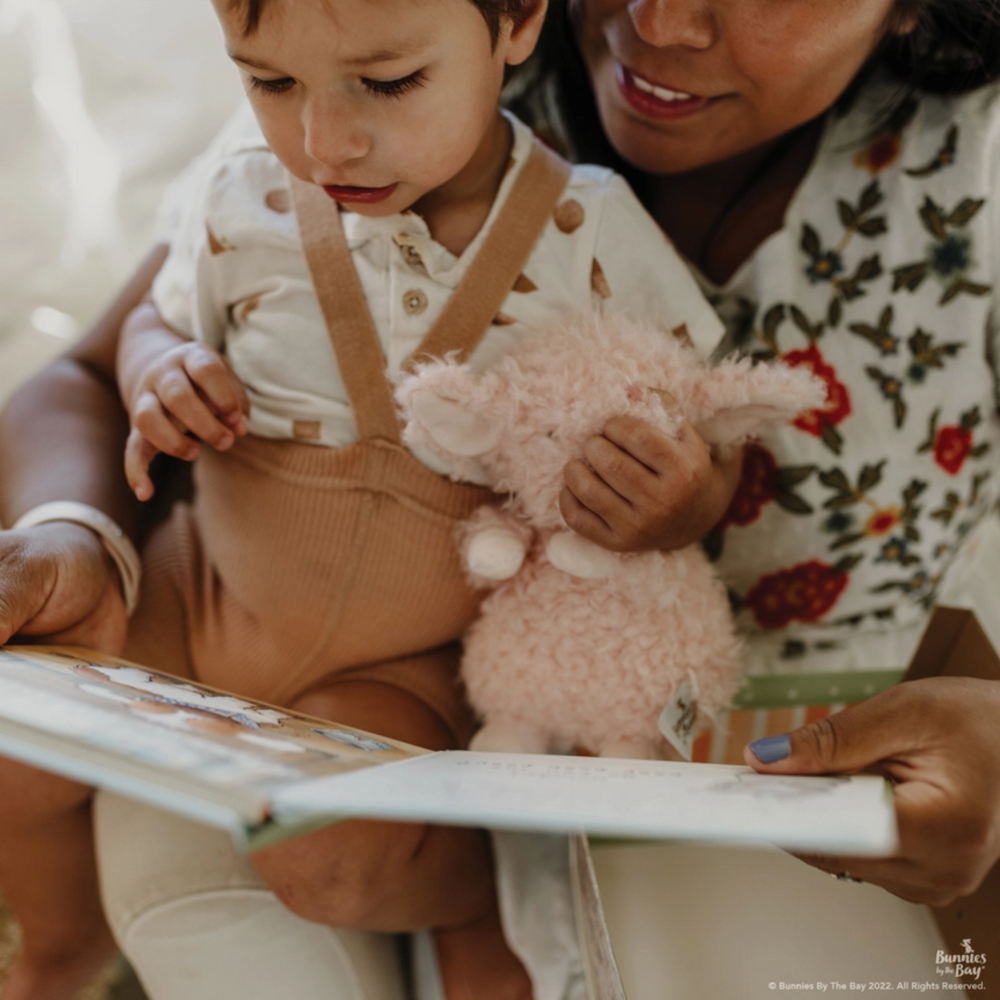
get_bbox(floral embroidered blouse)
[700,80,1000,672]
[517,75,1000,676]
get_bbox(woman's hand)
[0,523,127,654]
[745,677,1000,906]
[559,410,743,552]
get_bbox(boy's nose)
[627,0,717,50]
[303,101,371,168]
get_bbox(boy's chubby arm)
[117,302,249,501]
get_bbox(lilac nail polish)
[749,734,790,763]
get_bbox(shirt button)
[403,289,428,315]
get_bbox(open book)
[0,643,896,855]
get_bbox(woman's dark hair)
[231,0,535,46]
[513,0,1000,170]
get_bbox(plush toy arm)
[688,355,827,447]
[457,506,534,587]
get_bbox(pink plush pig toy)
[396,314,825,759]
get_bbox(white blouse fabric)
[151,107,722,483]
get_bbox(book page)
[0,645,425,831]
[274,750,898,855]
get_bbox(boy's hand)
[559,408,742,553]
[125,343,249,501]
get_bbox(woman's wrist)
[12,502,141,615]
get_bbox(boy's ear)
[504,0,549,67]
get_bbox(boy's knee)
[251,817,427,928]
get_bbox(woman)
[2,0,999,997]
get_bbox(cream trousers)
[93,792,407,1000]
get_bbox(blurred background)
[0,0,243,404]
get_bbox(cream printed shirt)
[153,109,722,480]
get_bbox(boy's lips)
[323,183,398,204]
[615,63,714,120]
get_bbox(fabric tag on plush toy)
[657,679,697,761]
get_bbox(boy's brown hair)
[231,0,536,46]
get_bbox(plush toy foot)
[545,531,619,579]
[598,737,658,760]
[470,719,549,754]
[465,528,527,580]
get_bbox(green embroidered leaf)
[859,255,883,281]
[858,180,884,214]
[960,406,982,431]
[902,479,928,508]
[819,468,852,493]
[970,472,990,504]
[838,200,857,229]
[904,524,921,543]
[821,423,844,455]
[790,304,820,337]
[773,489,813,515]
[829,532,866,550]
[833,553,864,574]
[760,303,786,352]
[904,124,958,178]
[941,279,976,305]
[892,261,930,292]
[919,196,948,239]
[893,397,907,428]
[849,322,898,354]
[858,461,886,493]
[773,465,816,488]
[946,197,985,227]
[827,296,843,328]
[800,224,821,258]
[916,409,939,453]
[971,442,991,458]
[857,217,888,238]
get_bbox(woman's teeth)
[631,73,694,102]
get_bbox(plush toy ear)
[408,388,503,456]
[690,357,827,447]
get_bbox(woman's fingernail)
[749,734,791,763]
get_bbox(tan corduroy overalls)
[126,141,570,744]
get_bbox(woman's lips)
[615,63,713,120]
[323,183,398,204]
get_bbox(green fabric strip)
[732,669,906,710]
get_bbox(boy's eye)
[361,70,426,100]
[248,76,295,96]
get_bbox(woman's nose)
[626,0,716,49]
[303,99,371,168]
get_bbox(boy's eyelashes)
[361,69,427,100]
[246,70,427,100]
[247,76,295,95]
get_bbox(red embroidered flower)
[744,560,850,630]
[864,507,900,536]
[934,425,973,475]
[719,444,777,529]
[783,344,852,437]
[854,134,902,175]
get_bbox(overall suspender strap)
[405,140,571,369]
[291,177,404,443]
[290,138,572,443]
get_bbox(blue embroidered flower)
[929,234,971,277]
[876,536,911,565]
[806,250,844,284]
